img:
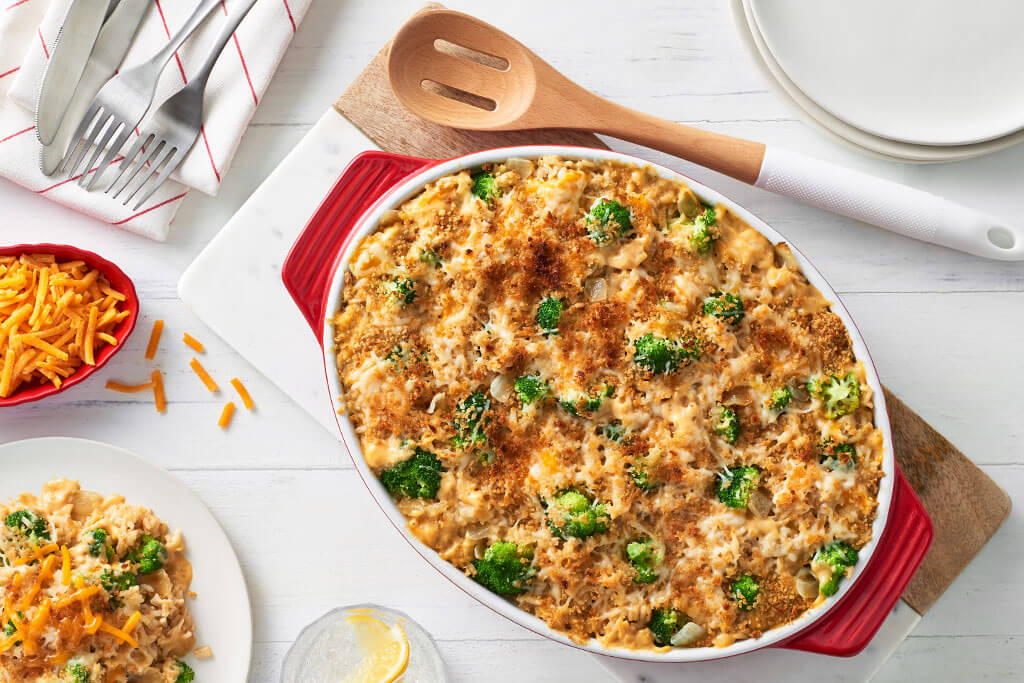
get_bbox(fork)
[105,0,260,208]
[60,0,223,189]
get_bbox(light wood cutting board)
[180,5,1010,679]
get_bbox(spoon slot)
[420,79,498,112]
[432,38,510,72]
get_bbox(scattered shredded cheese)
[230,378,254,410]
[182,333,204,353]
[218,402,235,428]
[98,619,139,648]
[144,319,164,360]
[105,379,156,393]
[151,369,166,413]
[189,358,218,392]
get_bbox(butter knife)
[42,0,150,177]
[36,0,113,146]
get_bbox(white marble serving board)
[178,108,920,682]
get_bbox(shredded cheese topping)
[0,479,196,680]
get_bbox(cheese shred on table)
[332,157,884,651]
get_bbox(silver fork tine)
[119,143,172,205]
[76,119,123,187]
[64,108,109,178]
[58,102,101,174]
[110,137,162,200]
[106,133,154,198]
[128,146,184,210]
[85,126,134,191]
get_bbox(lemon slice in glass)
[342,614,410,683]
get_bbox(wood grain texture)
[886,388,1012,613]
[332,3,1011,619]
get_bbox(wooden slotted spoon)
[387,9,1024,261]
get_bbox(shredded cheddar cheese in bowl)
[0,254,129,398]
[332,157,885,651]
[0,480,196,681]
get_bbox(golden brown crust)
[332,157,883,651]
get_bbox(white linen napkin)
[0,0,311,241]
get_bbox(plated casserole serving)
[331,157,884,651]
[0,480,196,682]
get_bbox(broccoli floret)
[4,509,50,542]
[626,538,663,584]
[732,575,760,610]
[648,607,687,647]
[175,661,195,683]
[2,620,14,637]
[713,404,740,444]
[808,372,861,418]
[473,541,536,595]
[419,249,442,267]
[64,662,90,683]
[100,570,137,593]
[703,291,745,325]
[451,392,490,449]
[716,465,760,509]
[385,276,417,305]
[586,199,633,244]
[514,375,549,404]
[535,297,563,336]
[628,461,657,491]
[632,333,701,374]
[817,438,857,471]
[560,384,615,415]
[546,489,610,539]
[812,541,858,597]
[688,207,718,255]
[599,420,625,442]
[768,386,792,412]
[471,170,500,203]
[127,535,166,575]
[379,448,445,499]
[87,528,114,560]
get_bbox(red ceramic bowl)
[0,244,139,407]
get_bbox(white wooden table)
[1,1,1022,680]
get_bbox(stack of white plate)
[732,0,1024,162]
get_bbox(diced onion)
[379,209,402,227]
[795,567,819,599]
[490,374,513,403]
[585,278,607,301]
[670,621,705,647]
[506,158,534,178]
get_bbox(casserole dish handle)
[282,151,437,337]
[775,466,933,656]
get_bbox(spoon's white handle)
[755,146,1024,261]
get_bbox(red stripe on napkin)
[112,192,187,225]
[5,0,33,10]
[37,27,48,58]
[0,66,19,79]
[0,126,34,144]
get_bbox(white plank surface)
[0,1,1021,681]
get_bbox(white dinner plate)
[748,0,1024,146]
[0,437,252,681]
[731,0,1024,163]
